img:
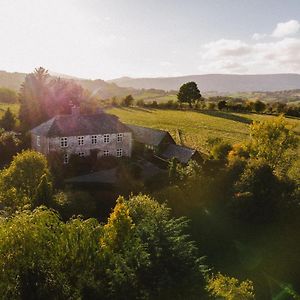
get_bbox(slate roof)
[161,144,198,164]
[127,124,174,146]
[31,113,131,137]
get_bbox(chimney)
[71,106,80,116]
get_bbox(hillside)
[110,74,300,92]
[0,70,136,99]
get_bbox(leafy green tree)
[125,194,207,299]
[253,100,266,113]
[211,141,232,160]
[249,116,298,175]
[0,131,20,168]
[206,272,255,300]
[0,150,50,209]
[122,94,134,107]
[218,100,227,110]
[0,108,16,131]
[177,81,201,108]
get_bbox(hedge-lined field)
[109,107,300,154]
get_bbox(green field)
[109,107,300,154]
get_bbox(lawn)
[109,107,300,154]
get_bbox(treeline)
[111,93,300,117]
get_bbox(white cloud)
[252,33,267,40]
[198,37,300,74]
[272,20,300,38]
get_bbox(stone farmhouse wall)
[31,132,132,158]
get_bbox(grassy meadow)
[109,107,300,154]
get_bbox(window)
[104,134,110,143]
[78,152,85,157]
[103,150,109,156]
[37,136,40,146]
[145,144,154,150]
[63,153,69,164]
[116,148,123,157]
[91,135,97,144]
[60,137,68,148]
[117,133,123,142]
[78,136,84,145]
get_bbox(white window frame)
[37,136,40,147]
[78,136,84,146]
[60,137,68,148]
[91,135,97,144]
[63,153,69,164]
[78,152,85,157]
[116,148,123,157]
[117,133,123,142]
[103,150,109,156]
[104,134,110,143]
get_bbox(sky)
[0,0,300,79]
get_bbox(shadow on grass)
[118,106,154,113]
[198,110,253,124]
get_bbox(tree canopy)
[177,81,201,107]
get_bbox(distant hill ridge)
[1,70,300,95]
[109,74,300,92]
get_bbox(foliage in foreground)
[206,273,255,300]
[0,195,207,299]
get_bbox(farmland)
[109,107,300,154]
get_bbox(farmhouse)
[31,107,202,165]
[31,107,132,163]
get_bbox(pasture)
[109,107,300,154]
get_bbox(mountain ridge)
[109,73,300,92]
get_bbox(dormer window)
[117,133,123,142]
[78,136,84,145]
[60,137,68,148]
[37,136,40,146]
[91,135,97,144]
[104,134,110,143]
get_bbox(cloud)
[272,20,300,38]
[198,37,300,74]
[252,33,267,40]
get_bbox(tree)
[253,100,266,113]
[122,94,134,107]
[19,67,50,131]
[218,100,227,110]
[211,141,232,160]
[177,82,201,108]
[0,150,50,209]
[206,272,255,300]
[0,131,21,168]
[0,108,16,131]
[249,116,298,175]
